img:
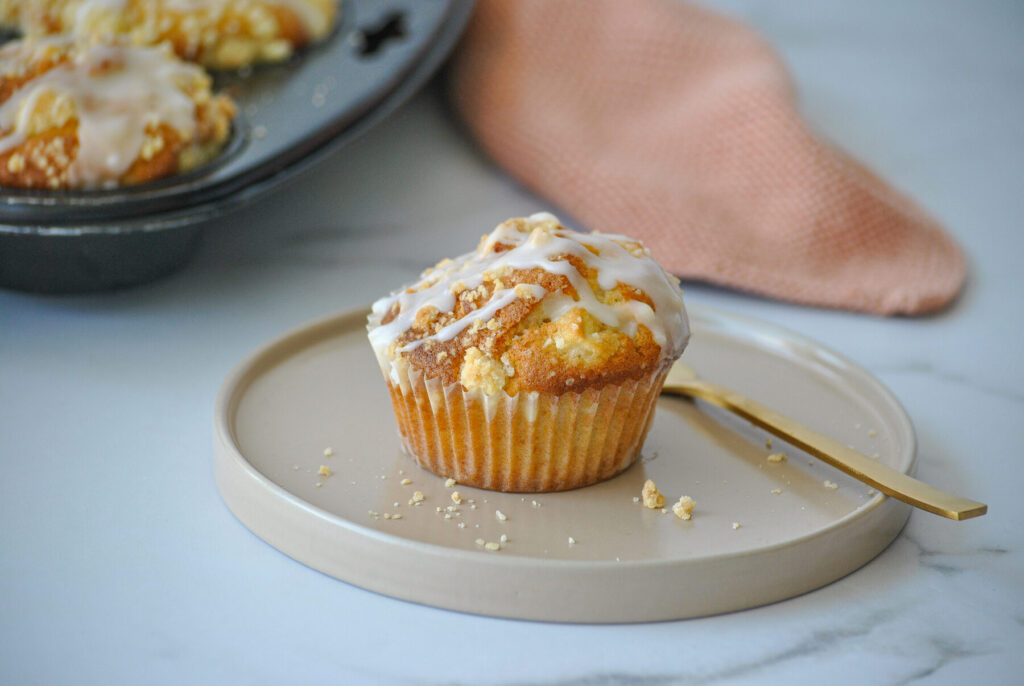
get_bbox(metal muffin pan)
[0,0,475,293]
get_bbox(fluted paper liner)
[384,364,670,492]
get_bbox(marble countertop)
[2,1,1022,683]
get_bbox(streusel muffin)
[0,37,236,189]
[367,213,690,492]
[1,0,337,70]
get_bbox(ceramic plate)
[214,305,914,622]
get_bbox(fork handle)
[662,378,987,521]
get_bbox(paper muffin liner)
[383,363,671,492]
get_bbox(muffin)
[367,213,690,492]
[0,37,236,190]
[1,0,338,70]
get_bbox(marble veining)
[902,532,1011,576]
[874,360,1024,405]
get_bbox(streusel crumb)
[672,495,696,520]
[641,479,665,509]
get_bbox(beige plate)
[214,305,913,622]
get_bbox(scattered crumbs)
[318,465,333,477]
[451,491,463,504]
[632,496,640,504]
[383,513,392,519]
[641,479,666,509]
[616,557,621,562]
[323,447,334,457]
[443,513,452,520]
[470,504,477,510]
[398,469,405,475]
[868,428,878,437]
[435,506,443,513]
[445,478,457,488]
[400,478,412,486]
[765,437,772,449]
[732,522,742,530]
[531,500,542,508]
[568,536,577,546]
[292,465,299,471]
[868,489,877,496]
[380,475,387,480]
[409,491,425,505]
[824,480,839,490]
[252,124,268,139]
[872,453,881,460]
[495,510,508,522]
[672,495,696,520]
[660,508,668,515]
[499,534,508,544]
[393,502,399,508]
[771,488,782,495]
[368,510,379,519]
[484,542,501,552]
[315,482,323,488]
[457,522,466,529]
[767,452,788,464]
[391,513,403,520]
[475,538,485,546]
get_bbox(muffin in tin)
[0,37,236,190]
[368,213,690,492]
[0,0,338,70]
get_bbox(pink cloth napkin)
[447,0,966,315]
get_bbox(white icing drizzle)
[0,39,203,187]
[368,214,690,369]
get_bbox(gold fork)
[661,361,987,520]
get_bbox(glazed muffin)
[0,37,236,190]
[367,213,690,492]
[3,0,338,70]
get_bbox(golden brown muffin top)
[3,0,337,69]
[0,36,235,189]
[368,214,689,396]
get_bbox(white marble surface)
[2,1,1022,683]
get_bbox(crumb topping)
[641,479,665,509]
[7,0,338,70]
[0,37,235,189]
[671,495,696,520]
[368,214,689,396]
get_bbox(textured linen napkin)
[447,0,966,315]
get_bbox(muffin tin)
[0,0,475,293]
